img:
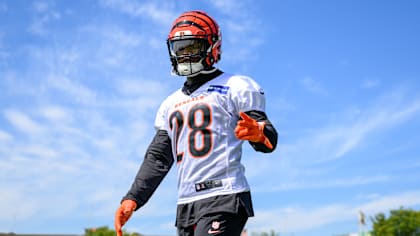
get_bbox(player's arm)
[121,129,174,207]
[235,110,278,153]
[115,129,174,236]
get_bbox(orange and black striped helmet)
[167,10,222,76]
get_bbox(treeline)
[84,207,420,236]
[370,207,420,235]
[84,226,143,236]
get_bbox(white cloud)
[33,1,49,13]
[110,29,142,47]
[331,96,420,159]
[218,10,265,66]
[252,175,390,193]
[99,0,176,26]
[29,1,61,36]
[359,191,420,214]
[300,76,327,95]
[3,109,44,135]
[361,79,381,89]
[0,129,13,141]
[210,0,238,13]
[0,145,143,222]
[0,189,42,222]
[22,144,58,158]
[46,74,98,105]
[75,23,166,71]
[116,77,167,96]
[39,105,73,124]
[209,0,250,17]
[278,92,420,163]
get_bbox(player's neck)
[187,67,218,79]
[182,68,223,95]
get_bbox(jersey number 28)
[169,104,213,163]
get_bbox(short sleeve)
[154,98,169,131]
[229,75,266,114]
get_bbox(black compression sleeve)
[244,110,278,153]
[122,129,174,209]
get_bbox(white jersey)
[154,73,266,204]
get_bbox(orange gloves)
[114,199,137,236]
[235,112,273,149]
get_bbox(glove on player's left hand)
[114,199,137,236]
[235,111,273,149]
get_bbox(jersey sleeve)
[154,97,170,131]
[229,75,266,113]
[229,75,278,153]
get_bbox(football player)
[115,10,278,236]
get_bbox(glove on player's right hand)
[114,199,137,236]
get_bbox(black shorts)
[176,192,253,236]
[177,205,249,236]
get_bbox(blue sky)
[1,0,420,236]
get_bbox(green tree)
[84,226,144,236]
[370,207,420,236]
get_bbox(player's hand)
[235,111,273,149]
[114,199,137,236]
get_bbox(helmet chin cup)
[176,61,205,76]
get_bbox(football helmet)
[167,10,222,76]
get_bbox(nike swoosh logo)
[208,229,222,235]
